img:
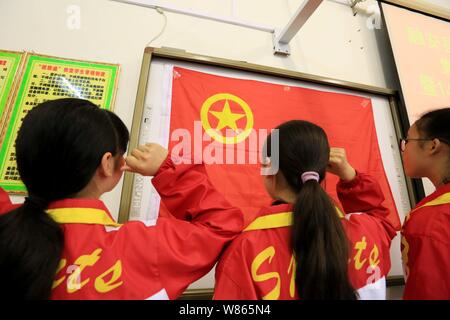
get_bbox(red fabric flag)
[165,67,400,230]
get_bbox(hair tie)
[24,195,49,210]
[301,171,320,183]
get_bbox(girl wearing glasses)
[400,108,450,299]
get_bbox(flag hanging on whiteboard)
[165,67,400,230]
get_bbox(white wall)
[0,0,402,217]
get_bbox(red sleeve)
[403,234,450,299]
[151,157,245,299]
[0,188,16,214]
[336,172,397,241]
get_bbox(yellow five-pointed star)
[209,100,246,132]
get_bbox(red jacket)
[214,173,396,300]
[401,182,450,300]
[0,157,244,299]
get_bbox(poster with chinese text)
[0,53,120,194]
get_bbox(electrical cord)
[146,7,167,47]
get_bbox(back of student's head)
[265,120,356,300]
[415,107,450,147]
[0,98,129,299]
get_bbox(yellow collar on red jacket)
[244,207,345,232]
[45,198,122,227]
[411,192,450,213]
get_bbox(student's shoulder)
[404,204,450,243]
[219,213,290,265]
[218,223,272,262]
[409,184,450,223]
[223,227,261,255]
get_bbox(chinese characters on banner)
[382,4,450,124]
[0,53,120,194]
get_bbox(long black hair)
[0,98,129,299]
[265,120,356,300]
[415,108,450,184]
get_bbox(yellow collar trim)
[244,212,292,232]
[413,192,450,213]
[244,207,345,232]
[46,208,122,227]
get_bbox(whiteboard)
[381,3,450,197]
[131,57,411,291]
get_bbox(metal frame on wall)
[119,47,417,298]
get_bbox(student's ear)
[99,152,114,177]
[430,138,443,155]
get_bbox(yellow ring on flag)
[200,93,254,144]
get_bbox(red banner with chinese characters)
[166,67,400,230]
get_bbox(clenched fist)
[122,143,168,177]
[327,147,356,181]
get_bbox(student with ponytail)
[400,108,450,299]
[0,98,243,299]
[214,120,396,300]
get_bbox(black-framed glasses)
[399,137,450,152]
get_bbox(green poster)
[0,50,23,129]
[0,54,120,194]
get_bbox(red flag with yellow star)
[166,67,400,230]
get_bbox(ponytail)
[0,199,64,299]
[266,120,356,300]
[292,180,356,299]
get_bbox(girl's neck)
[275,189,297,204]
[429,172,450,189]
[73,184,102,199]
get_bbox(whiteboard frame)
[379,1,449,198]
[119,47,418,297]
[379,0,450,22]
